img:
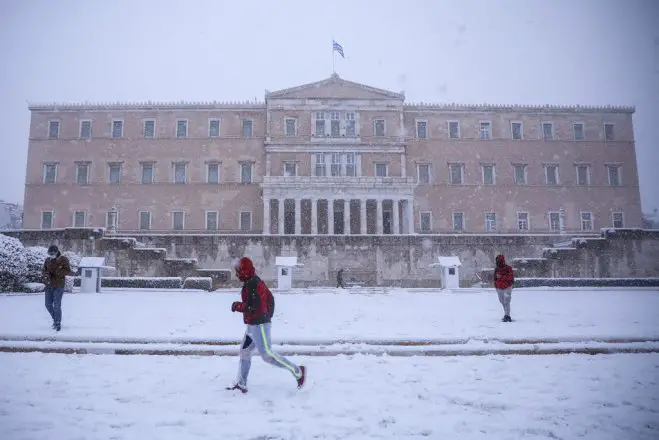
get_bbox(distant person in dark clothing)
[42,245,72,331]
[336,269,345,288]
[494,254,514,322]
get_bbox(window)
[143,120,156,138]
[207,163,220,184]
[453,212,464,231]
[206,211,218,231]
[581,212,593,231]
[346,153,356,177]
[141,163,154,184]
[109,164,122,184]
[314,153,326,177]
[479,121,492,140]
[173,163,187,184]
[612,212,624,228]
[375,163,388,178]
[331,153,341,177]
[176,120,188,138]
[41,211,53,229]
[240,211,252,232]
[43,164,57,184]
[208,119,220,137]
[482,165,495,185]
[330,112,340,137]
[315,112,325,136]
[485,213,497,231]
[73,211,86,228]
[576,165,590,186]
[607,165,621,186]
[542,122,554,140]
[242,119,253,137]
[517,212,529,231]
[511,121,523,140]
[513,164,526,185]
[284,162,297,177]
[549,212,561,231]
[172,211,185,230]
[80,120,92,139]
[417,164,430,183]
[416,121,427,139]
[112,120,123,138]
[285,118,297,136]
[106,210,118,230]
[604,123,615,141]
[448,121,460,139]
[76,163,90,185]
[573,123,585,141]
[240,162,253,183]
[545,165,559,185]
[420,212,432,232]
[48,121,60,139]
[345,112,356,137]
[374,119,386,137]
[139,211,151,230]
[449,164,463,185]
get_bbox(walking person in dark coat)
[42,245,71,331]
[336,268,345,289]
[494,254,515,322]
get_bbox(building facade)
[22,74,642,234]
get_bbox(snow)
[432,255,462,267]
[275,256,298,267]
[0,233,28,278]
[78,256,105,268]
[1,288,658,343]
[1,352,657,439]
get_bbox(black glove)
[231,301,241,312]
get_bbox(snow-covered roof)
[429,256,462,268]
[275,256,298,267]
[78,257,105,268]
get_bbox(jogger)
[235,323,303,389]
[227,257,306,393]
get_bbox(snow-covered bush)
[23,282,45,293]
[24,246,49,283]
[71,277,183,289]
[183,277,213,291]
[0,234,28,292]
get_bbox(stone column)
[294,198,302,234]
[376,198,384,235]
[262,198,271,234]
[343,199,351,235]
[406,199,414,234]
[392,199,399,234]
[328,199,335,234]
[278,198,285,235]
[360,199,367,234]
[311,198,318,234]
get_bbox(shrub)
[72,277,183,289]
[24,246,49,283]
[183,277,213,291]
[0,234,28,292]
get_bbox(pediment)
[266,74,404,101]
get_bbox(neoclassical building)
[22,74,642,234]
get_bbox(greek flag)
[333,40,345,58]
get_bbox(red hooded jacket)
[233,257,275,325]
[494,254,514,289]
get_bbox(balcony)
[262,176,417,187]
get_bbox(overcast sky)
[1,0,658,213]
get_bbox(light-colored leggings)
[236,323,302,387]
[496,287,512,316]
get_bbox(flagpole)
[331,37,335,74]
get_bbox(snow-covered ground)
[1,288,658,343]
[1,352,658,440]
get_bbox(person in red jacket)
[494,254,515,322]
[226,257,306,394]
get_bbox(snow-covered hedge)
[516,277,659,288]
[183,277,213,291]
[24,246,49,283]
[0,234,29,292]
[73,277,183,289]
